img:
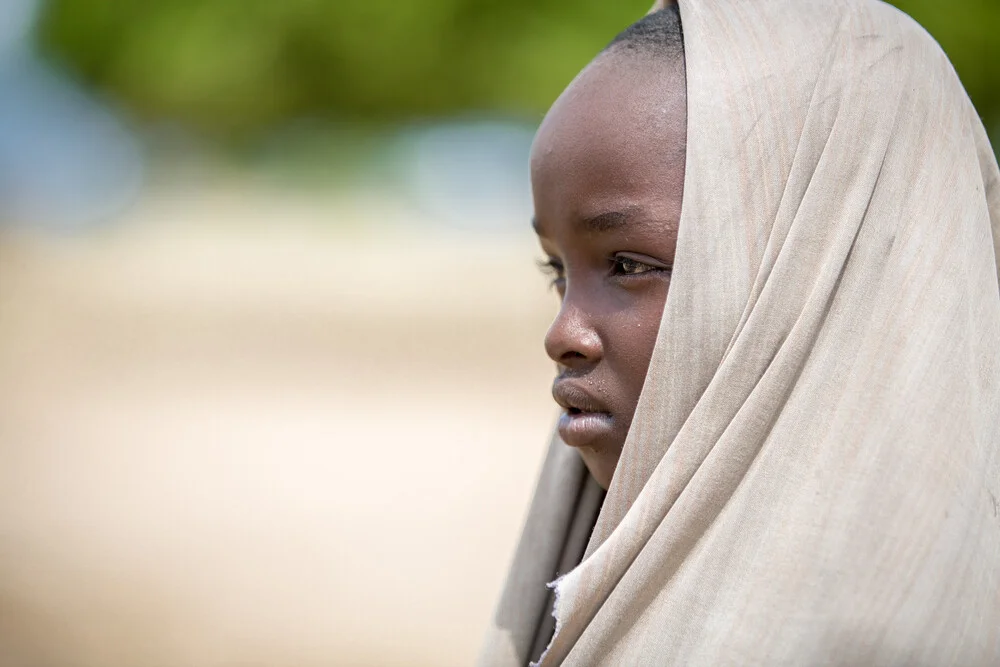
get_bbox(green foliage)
[37,0,1000,140]
[895,0,1000,131]
[37,0,647,137]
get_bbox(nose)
[544,298,603,370]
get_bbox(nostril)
[544,313,602,367]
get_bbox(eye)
[611,254,660,276]
[537,257,565,288]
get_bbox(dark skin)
[531,48,686,489]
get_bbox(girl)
[483,1,1000,664]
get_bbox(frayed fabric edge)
[530,573,571,667]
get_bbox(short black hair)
[605,5,684,61]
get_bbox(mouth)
[552,381,615,448]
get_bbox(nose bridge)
[545,286,602,365]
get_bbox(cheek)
[607,283,669,399]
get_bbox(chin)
[579,447,621,490]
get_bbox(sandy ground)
[0,187,559,666]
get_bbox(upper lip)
[552,380,610,414]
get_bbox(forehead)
[530,51,686,221]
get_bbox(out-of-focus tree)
[899,0,1000,133]
[36,0,1000,140]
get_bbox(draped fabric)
[480,0,1000,664]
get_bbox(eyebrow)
[532,205,643,236]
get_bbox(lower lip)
[557,411,614,448]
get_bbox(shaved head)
[606,5,684,61]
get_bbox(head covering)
[480,0,1000,664]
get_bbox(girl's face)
[530,52,686,489]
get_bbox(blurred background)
[0,1,997,665]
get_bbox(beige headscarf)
[480,0,1000,664]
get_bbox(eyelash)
[537,255,668,287]
[537,258,565,288]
